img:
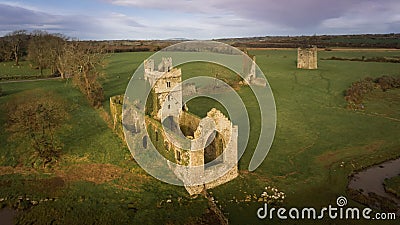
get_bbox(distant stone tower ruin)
[244,56,267,86]
[297,46,318,69]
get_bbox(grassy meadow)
[0,61,52,79]
[0,48,399,224]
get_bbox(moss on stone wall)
[110,95,124,140]
[146,117,176,163]
[179,111,201,137]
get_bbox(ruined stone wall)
[135,57,239,195]
[145,116,178,163]
[158,57,172,72]
[184,109,239,195]
[179,111,201,137]
[110,95,124,139]
[244,56,267,87]
[205,166,238,189]
[205,109,232,144]
[144,111,205,166]
[297,46,318,69]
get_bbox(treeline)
[0,30,105,107]
[80,40,174,53]
[227,34,400,49]
[232,41,400,49]
[344,75,400,109]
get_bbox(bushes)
[5,89,69,167]
[322,56,400,63]
[344,75,400,109]
[344,77,377,109]
[375,75,400,91]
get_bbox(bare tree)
[4,30,29,66]
[0,37,12,62]
[28,30,49,75]
[62,41,107,107]
[47,33,68,76]
[26,31,68,77]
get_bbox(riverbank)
[348,157,400,214]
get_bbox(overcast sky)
[0,0,399,40]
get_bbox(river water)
[348,157,400,210]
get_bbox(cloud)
[319,0,400,33]
[0,3,144,39]
[0,4,52,26]
[106,0,221,14]
[107,0,400,35]
[0,0,399,39]
[106,0,356,27]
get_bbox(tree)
[0,37,12,62]
[46,33,68,76]
[50,34,68,78]
[4,30,29,65]
[28,32,47,75]
[27,30,66,76]
[27,30,48,75]
[27,31,69,77]
[6,89,69,167]
[62,41,107,107]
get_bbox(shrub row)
[322,56,400,63]
[344,75,400,109]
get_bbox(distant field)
[0,49,399,224]
[180,49,400,224]
[0,61,52,79]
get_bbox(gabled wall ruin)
[244,56,267,86]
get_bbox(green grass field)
[0,61,52,79]
[0,78,208,224]
[0,49,399,224]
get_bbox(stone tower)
[297,46,318,69]
[144,57,182,123]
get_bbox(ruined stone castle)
[143,57,239,195]
[297,46,318,69]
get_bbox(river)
[348,157,400,213]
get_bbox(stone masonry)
[297,46,318,69]
[144,57,239,195]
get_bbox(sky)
[0,0,399,40]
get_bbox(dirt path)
[0,77,61,84]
